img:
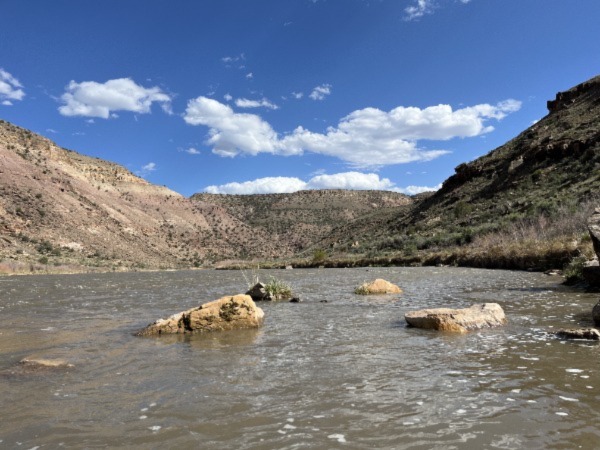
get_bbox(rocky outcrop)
[405,303,507,333]
[555,328,600,341]
[582,260,600,287]
[588,208,600,260]
[136,294,264,336]
[355,279,402,295]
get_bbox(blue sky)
[1,0,599,196]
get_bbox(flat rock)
[405,303,507,333]
[355,279,402,295]
[19,358,74,369]
[136,294,264,336]
[556,328,600,341]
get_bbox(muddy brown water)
[0,267,599,449]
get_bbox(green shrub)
[563,256,587,285]
[312,249,327,263]
[264,276,292,298]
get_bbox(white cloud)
[235,97,279,110]
[58,78,171,119]
[185,147,200,155]
[136,162,157,177]
[224,93,233,102]
[184,97,282,158]
[405,0,473,20]
[404,0,434,20]
[393,183,442,195]
[222,53,245,64]
[205,176,307,195]
[309,84,332,101]
[0,68,25,104]
[183,96,521,167]
[203,171,440,195]
[246,72,254,79]
[292,91,304,99]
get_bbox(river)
[0,267,598,449]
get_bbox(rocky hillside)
[0,121,411,272]
[0,120,287,271]
[192,190,411,253]
[315,75,600,256]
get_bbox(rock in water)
[556,328,600,341]
[355,279,402,295]
[583,260,600,287]
[136,294,264,336]
[592,301,600,326]
[246,282,271,301]
[405,303,507,333]
[588,208,600,260]
[19,358,74,369]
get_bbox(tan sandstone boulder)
[355,279,402,295]
[405,303,507,333]
[136,294,264,336]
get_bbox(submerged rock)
[19,358,74,369]
[136,294,264,336]
[355,279,402,295]
[556,328,600,341]
[405,303,507,333]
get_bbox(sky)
[1,0,599,197]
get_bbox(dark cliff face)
[318,74,600,253]
[547,75,600,113]
[415,74,600,218]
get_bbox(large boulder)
[405,303,507,333]
[588,208,600,260]
[592,300,600,326]
[355,279,402,295]
[583,259,600,287]
[136,294,264,336]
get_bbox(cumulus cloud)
[58,78,171,119]
[309,84,332,101]
[203,171,439,195]
[185,147,200,155]
[183,96,521,167]
[0,68,25,105]
[291,91,304,99]
[405,0,473,20]
[136,162,157,177]
[235,97,279,110]
[224,93,233,101]
[393,183,442,195]
[404,0,434,20]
